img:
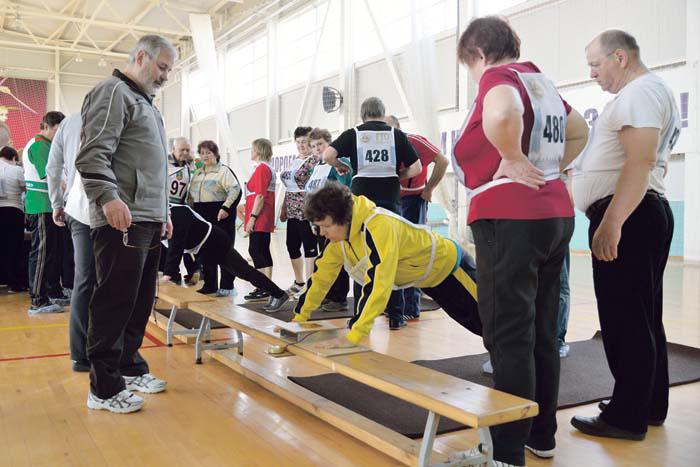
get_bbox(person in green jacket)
[23,111,68,314]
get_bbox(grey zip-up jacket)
[75,69,168,228]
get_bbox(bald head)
[384,115,400,129]
[172,137,192,162]
[588,29,641,63]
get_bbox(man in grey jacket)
[75,35,175,414]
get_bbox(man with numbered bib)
[321,97,422,330]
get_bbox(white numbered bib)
[354,128,397,179]
[280,157,310,193]
[305,164,333,193]
[168,164,192,203]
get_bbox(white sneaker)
[286,282,306,298]
[28,302,64,315]
[525,444,556,459]
[215,288,237,297]
[124,373,167,393]
[87,390,144,413]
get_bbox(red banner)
[0,76,47,150]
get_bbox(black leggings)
[248,232,273,269]
[200,227,284,298]
[286,218,318,259]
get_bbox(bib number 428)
[365,149,389,162]
[543,115,565,143]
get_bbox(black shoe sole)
[571,417,645,441]
[598,401,665,426]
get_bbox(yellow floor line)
[0,323,68,332]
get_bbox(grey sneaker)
[87,390,144,414]
[559,343,571,358]
[124,373,167,394]
[62,288,73,299]
[482,360,493,375]
[321,300,348,312]
[49,294,71,306]
[263,294,290,313]
[28,302,64,315]
[215,288,237,297]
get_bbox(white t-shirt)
[0,159,26,211]
[572,73,681,212]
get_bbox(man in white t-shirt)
[570,30,679,442]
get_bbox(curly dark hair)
[458,16,520,66]
[293,126,313,139]
[197,140,220,162]
[304,181,353,226]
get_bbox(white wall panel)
[229,99,267,147]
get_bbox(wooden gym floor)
[1,234,698,467]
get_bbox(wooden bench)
[152,283,246,363]
[189,300,538,467]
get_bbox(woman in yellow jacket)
[293,182,482,346]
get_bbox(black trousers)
[60,225,75,289]
[589,194,673,434]
[249,232,273,269]
[318,235,349,302]
[27,212,62,305]
[195,201,235,290]
[0,207,26,290]
[87,222,161,399]
[471,217,573,465]
[286,218,318,259]
[199,226,285,299]
[421,247,482,336]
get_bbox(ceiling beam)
[0,5,190,36]
[71,0,108,49]
[103,1,159,53]
[0,37,128,59]
[44,0,83,45]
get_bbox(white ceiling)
[0,0,263,60]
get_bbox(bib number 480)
[365,149,390,163]
[543,115,565,143]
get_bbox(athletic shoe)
[482,360,493,375]
[124,373,167,394]
[184,271,200,285]
[389,317,407,330]
[321,300,348,312]
[49,294,71,306]
[197,286,218,295]
[28,302,64,315]
[404,312,420,320]
[87,390,144,414]
[525,444,556,459]
[72,360,91,372]
[263,294,290,313]
[244,288,270,301]
[62,288,73,299]
[215,288,237,297]
[559,342,571,358]
[286,282,307,298]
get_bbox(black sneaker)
[389,317,407,330]
[244,288,270,301]
[72,360,91,372]
[263,294,290,313]
[197,286,218,295]
[49,294,71,306]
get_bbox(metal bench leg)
[418,410,441,467]
[205,319,212,343]
[236,330,244,355]
[477,428,494,466]
[195,317,210,364]
[166,305,177,347]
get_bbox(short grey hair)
[360,97,386,122]
[172,136,190,148]
[0,123,10,148]
[128,35,178,63]
[596,29,640,61]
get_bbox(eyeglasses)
[122,224,161,250]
